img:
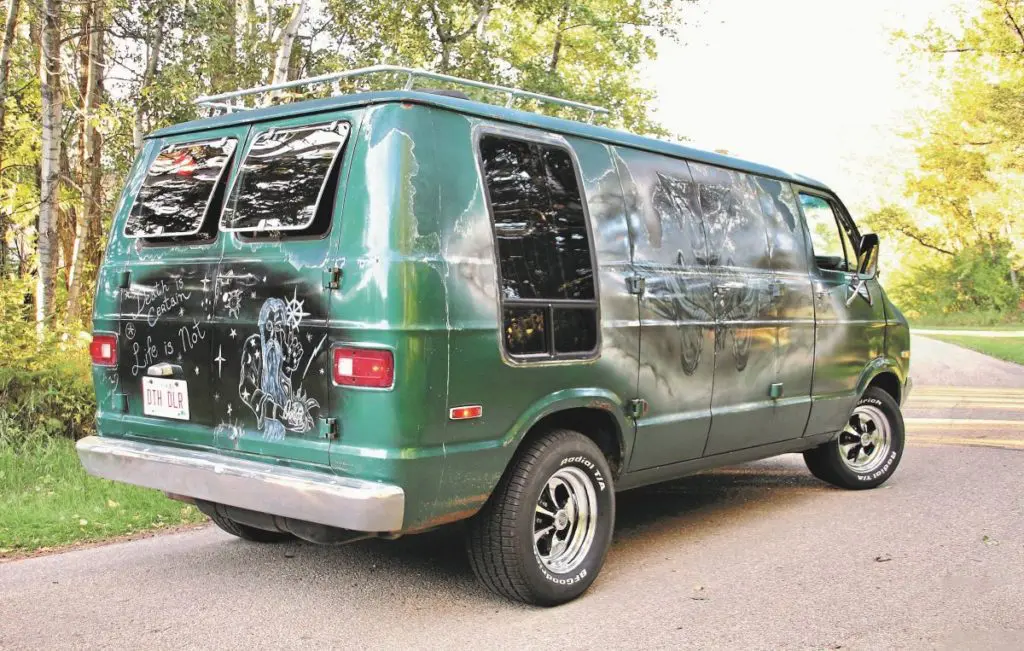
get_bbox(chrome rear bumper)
[76,436,405,532]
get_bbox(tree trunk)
[133,11,165,153]
[549,0,570,74]
[0,0,21,277]
[270,0,307,89]
[37,0,61,332]
[68,0,104,322]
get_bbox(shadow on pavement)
[180,458,828,603]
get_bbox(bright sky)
[645,0,969,215]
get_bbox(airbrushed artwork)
[239,295,322,440]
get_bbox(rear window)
[221,121,350,232]
[123,138,236,239]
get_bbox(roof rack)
[194,64,610,122]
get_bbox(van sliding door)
[613,148,715,470]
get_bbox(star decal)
[250,291,257,299]
[284,287,310,328]
[319,368,325,375]
[241,388,250,401]
[214,345,226,377]
[213,392,220,401]
[178,306,185,316]
[229,328,237,339]
[226,403,233,416]
[194,366,200,376]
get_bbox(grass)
[928,334,1024,366]
[912,324,1024,332]
[0,438,205,556]
[909,311,1024,329]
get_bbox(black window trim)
[473,123,602,364]
[794,186,862,275]
[219,120,351,234]
[123,135,239,241]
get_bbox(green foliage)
[0,276,95,449]
[885,242,1020,318]
[871,0,1024,319]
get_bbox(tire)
[204,507,294,543]
[466,429,615,606]
[804,386,905,490]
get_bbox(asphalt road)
[2,335,1023,650]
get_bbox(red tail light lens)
[90,333,118,366]
[332,346,394,388]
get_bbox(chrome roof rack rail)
[194,64,610,122]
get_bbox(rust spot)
[407,492,491,532]
[407,507,482,532]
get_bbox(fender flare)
[501,387,634,471]
[855,356,906,401]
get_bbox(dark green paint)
[92,90,909,532]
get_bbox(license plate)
[142,377,190,420]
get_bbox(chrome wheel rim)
[533,466,598,574]
[838,404,892,474]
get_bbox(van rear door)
[208,112,355,467]
[116,126,247,449]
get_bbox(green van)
[78,65,911,606]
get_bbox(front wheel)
[804,386,905,490]
[466,429,615,606]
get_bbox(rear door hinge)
[627,398,649,419]
[323,267,342,290]
[321,417,339,440]
[626,275,646,296]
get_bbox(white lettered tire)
[466,429,615,606]
[804,387,905,490]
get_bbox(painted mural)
[239,294,321,440]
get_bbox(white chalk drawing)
[124,322,136,340]
[214,345,226,377]
[214,419,244,444]
[239,297,319,440]
[128,277,192,327]
[222,288,243,319]
[284,287,310,328]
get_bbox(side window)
[689,162,770,270]
[754,177,809,273]
[798,193,855,272]
[613,147,708,267]
[221,121,350,238]
[479,134,598,359]
[124,138,237,243]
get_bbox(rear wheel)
[203,506,294,543]
[804,386,905,490]
[466,429,615,606]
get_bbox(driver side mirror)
[857,233,879,279]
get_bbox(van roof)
[150,89,833,193]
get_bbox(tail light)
[332,346,394,388]
[90,333,118,366]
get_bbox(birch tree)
[36,0,61,330]
[270,0,306,85]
